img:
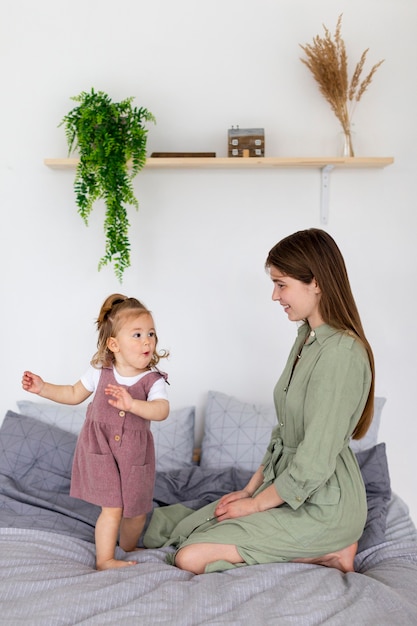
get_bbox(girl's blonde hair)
[265,229,375,440]
[91,293,169,369]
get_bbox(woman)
[145,229,374,575]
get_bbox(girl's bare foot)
[292,542,357,573]
[96,558,137,571]
[128,547,145,553]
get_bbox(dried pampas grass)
[300,15,384,155]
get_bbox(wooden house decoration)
[228,127,265,157]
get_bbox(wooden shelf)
[44,156,394,170]
[44,155,394,225]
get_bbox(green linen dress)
[144,323,372,573]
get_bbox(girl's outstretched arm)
[22,370,91,405]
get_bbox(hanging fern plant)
[60,88,155,281]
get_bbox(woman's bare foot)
[96,558,137,571]
[292,542,357,573]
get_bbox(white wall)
[1,0,416,522]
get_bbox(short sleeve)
[80,366,101,392]
[147,376,169,401]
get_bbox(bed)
[0,390,416,625]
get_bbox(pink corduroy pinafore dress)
[70,367,166,517]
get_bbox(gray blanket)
[0,495,416,625]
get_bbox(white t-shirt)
[81,365,168,402]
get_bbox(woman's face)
[269,266,323,329]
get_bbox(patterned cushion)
[200,391,276,472]
[151,406,195,471]
[0,411,98,539]
[17,400,195,471]
[350,396,386,453]
[0,411,76,488]
[17,400,86,434]
[200,390,386,472]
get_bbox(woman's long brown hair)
[266,229,374,439]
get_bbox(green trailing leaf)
[59,88,155,281]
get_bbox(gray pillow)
[17,400,87,434]
[200,390,387,472]
[151,407,195,471]
[356,442,391,552]
[350,396,386,453]
[0,410,76,487]
[17,400,196,471]
[0,411,98,541]
[200,391,276,472]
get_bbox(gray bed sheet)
[0,494,416,626]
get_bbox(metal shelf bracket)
[320,165,334,225]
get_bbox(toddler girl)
[22,293,169,570]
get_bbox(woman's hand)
[104,384,133,411]
[214,466,268,521]
[214,481,285,521]
[216,489,250,510]
[215,495,258,521]
[215,490,252,519]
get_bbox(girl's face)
[269,266,323,329]
[107,312,156,376]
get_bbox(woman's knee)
[175,542,243,574]
[174,546,203,574]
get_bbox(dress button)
[119,410,125,417]
[296,496,302,502]
[310,330,316,337]
[114,435,120,442]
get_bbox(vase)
[341,128,355,157]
